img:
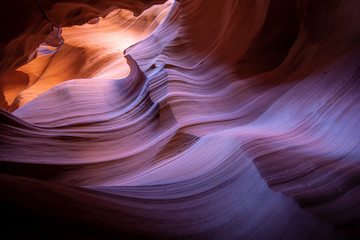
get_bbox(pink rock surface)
[0,0,360,239]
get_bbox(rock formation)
[0,0,359,239]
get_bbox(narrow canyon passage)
[0,0,359,239]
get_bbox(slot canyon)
[0,0,359,239]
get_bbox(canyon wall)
[0,0,359,239]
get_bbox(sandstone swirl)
[0,0,359,239]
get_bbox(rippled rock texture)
[1,0,360,239]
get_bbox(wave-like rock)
[1,0,360,239]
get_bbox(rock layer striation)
[0,0,360,239]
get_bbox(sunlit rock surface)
[0,0,360,239]
[1,1,172,110]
